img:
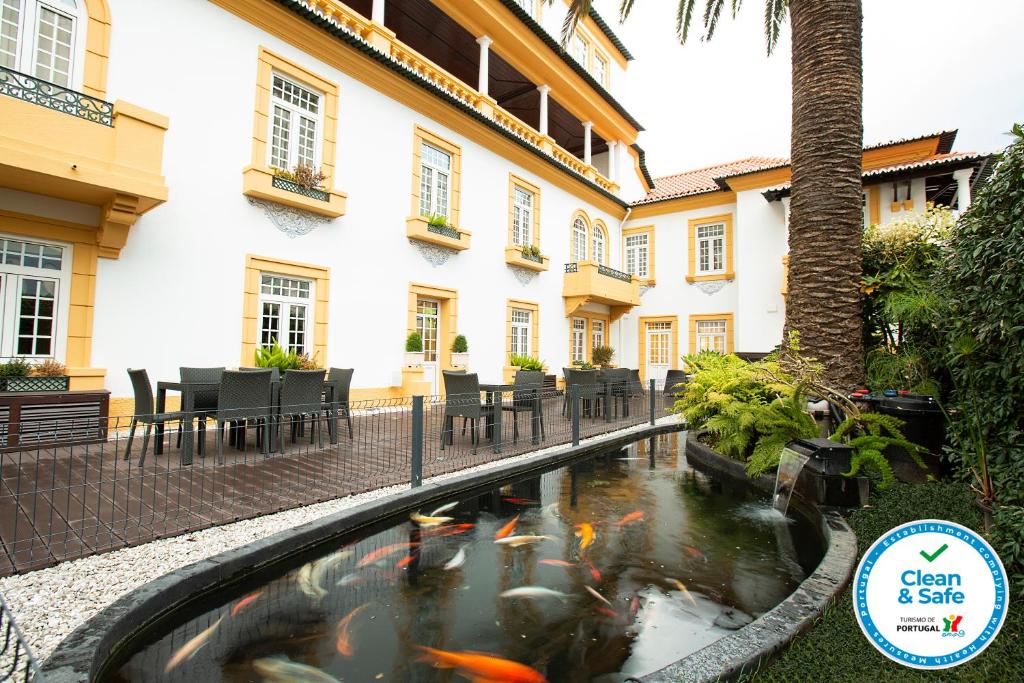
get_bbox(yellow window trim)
[241,254,330,366]
[508,173,541,248]
[410,125,463,228]
[622,224,655,285]
[0,209,103,389]
[82,0,111,99]
[686,213,735,283]
[637,315,679,382]
[866,185,881,226]
[505,298,541,381]
[688,313,735,355]
[592,218,609,265]
[408,283,459,372]
[567,311,610,365]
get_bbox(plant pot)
[0,375,71,392]
[451,352,469,368]
[404,352,425,367]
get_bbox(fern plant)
[830,412,926,489]
[254,340,301,370]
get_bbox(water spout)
[773,447,810,515]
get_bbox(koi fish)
[430,501,459,516]
[411,512,454,527]
[444,545,467,570]
[335,573,362,587]
[415,646,548,683]
[594,606,619,618]
[617,511,645,526]
[538,559,574,568]
[585,561,601,582]
[502,497,539,505]
[335,603,371,658]
[420,523,475,537]
[670,579,698,608]
[585,585,612,606]
[230,591,263,618]
[252,655,342,683]
[629,596,641,621]
[356,543,417,568]
[298,549,352,600]
[682,545,707,562]
[500,586,571,601]
[494,535,553,547]
[396,555,415,569]
[495,514,520,539]
[574,523,595,552]
[164,616,223,672]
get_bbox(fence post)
[411,395,423,488]
[571,384,581,446]
[649,379,657,426]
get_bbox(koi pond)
[105,432,825,682]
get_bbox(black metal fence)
[0,379,671,576]
[0,591,39,682]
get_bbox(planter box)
[406,216,471,251]
[1,375,70,392]
[404,352,425,367]
[451,352,469,368]
[504,246,550,272]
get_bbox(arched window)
[592,222,606,265]
[571,215,588,262]
[1,0,87,89]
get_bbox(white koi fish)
[444,545,468,570]
[494,535,554,547]
[411,511,454,527]
[500,586,571,601]
[164,616,224,672]
[252,655,342,683]
[430,501,459,516]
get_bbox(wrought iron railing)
[0,591,41,682]
[564,262,579,273]
[426,223,460,240]
[271,175,330,202]
[598,264,633,282]
[0,65,113,126]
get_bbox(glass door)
[416,298,440,395]
[645,321,672,385]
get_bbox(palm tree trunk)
[783,0,865,390]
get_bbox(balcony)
[0,67,168,258]
[562,261,640,320]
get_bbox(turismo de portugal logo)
[853,519,1009,669]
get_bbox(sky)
[594,0,1024,178]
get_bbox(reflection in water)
[108,432,822,683]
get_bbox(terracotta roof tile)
[634,157,788,205]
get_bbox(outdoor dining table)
[154,378,341,465]
[479,382,542,454]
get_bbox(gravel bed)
[1,418,676,663]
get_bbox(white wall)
[89,0,625,397]
[734,189,787,352]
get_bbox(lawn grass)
[744,482,1023,682]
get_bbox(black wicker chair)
[278,369,328,451]
[240,366,281,382]
[123,369,187,467]
[440,371,493,453]
[562,368,600,418]
[323,368,354,439]
[603,368,632,418]
[179,366,224,456]
[502,370,545,442]
[214,370,273,464]
[664,369,688,403]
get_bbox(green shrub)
[451,335,468,353]
[831,412,927,489]
[254,340,301,370]
[509,354,544,371]
[571,359,595,370]
[405,331,423,353]
[0,358,32,377]
[520,244,542,259]
[991,504,1024,599]
[591,345,614,366]
[32,358,67,377]
[426,213,450,228]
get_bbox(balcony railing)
[0,65,113,126]
[564,262,632,283]
[564,262,579,273]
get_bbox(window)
[591,319,604,351]
[511,308,531,356]
[0,236,70,359]
[695,319,728,353]
[591,223,605,265]
[571,317,586,363]
[571,216,588,262]
[570,32,587,65]
[592,52,608,85]
[625,233,649,278]
[512,185,533,246]
[268,73,322,172]
[412,127,462,227]
[696,222,725,274]
[1,0,85,88]
[259,273,313,355]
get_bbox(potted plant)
[254,340,302,370]
[451,335,469,368]
[405,331,425,367]
[271,163,329,200]
[571,360,596,370]
[509,354,545,372]
[0,358,70,392]
[592,345,615,368]
[520,243,543,263]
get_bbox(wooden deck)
[0,395,654,575]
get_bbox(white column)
[606,141,619,182]
[371,0,385,24]
[476,36,492,95]
[583,121,593,166]
[953,168,973,211]
[537,85,550,136]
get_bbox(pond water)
[106,432,823,683]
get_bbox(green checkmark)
[920,543,948,563]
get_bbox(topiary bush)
[451,334,468,353]
[405,331,423,353]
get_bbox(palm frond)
[731,0,743,19]
[703,0,726,40]
[619,0,636,21]
[675,0,698,45]
[559,0,592,46]
[764,0,788,56]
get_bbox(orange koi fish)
[585,561,601,582]
[356,542,417,568]
[229,591,263,618]
[415,646,548,683]
[617,511,645,526]
[335,603,371,657]
[538,559,574,568]
[164,616,224,672]
[495,514,520,540]
[585,585,611,606]
[395,555,415,569]
[670,579,698,609]
[502,497,539,505]
[435,524,475,537]
[682,545,707,562]
[574,523,595,552]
